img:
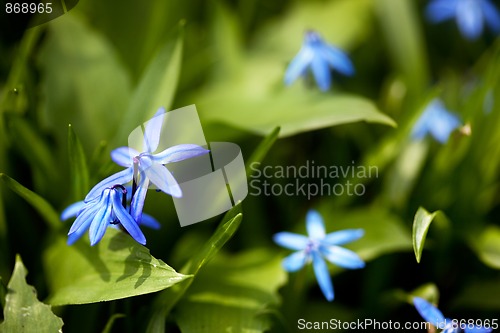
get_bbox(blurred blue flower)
[413,297,492,333]
[426,0,500,40]
[85,107,209,221]
[64,185,146,246]
[284,31,354,91]
[273,210,364,301]
[411,99,462,143]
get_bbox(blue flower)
[426,0,500,40]
[64,185,146,246]
[273,210,364,301]
[85,107,209,221]
[284,30,354,91]
[411,99,462,143]
[413,297,492,333]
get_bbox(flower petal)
[85,168,134,202]
[111,147,138,167]
[68,197,101,235]
[112,191,146,245]
[153,144,209,164]
[144,164,182,198]
[322,46,354,76]
[311,55,331,91]
[322,245,365,269]
[282,251,308,272]
[88,191,113,246]
[61,201,85,221]
[480,0,500,33]
[323,229,364,246]
[426,0,458,23]
[456,0,484,40]
[273,232,309,250]
[312,252,334,301]
[306,210,326,239]
[130,175,149,222]
[139,213,161,230]
[143,107,165,153]
[413,297,446,327]
[284,48,314,86]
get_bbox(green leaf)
[386,283,440,308]
[0,255,63,333]
[115,24,184,144]
[469,225,500,269]
[175,249,287,333]
[412,207,441,263]
[146,204,243,333]
[38,14,132,152]
[453,279,500,310]
[68,124,90,200]
[246,127,280,178]
[101,314,125,333]
[43,228,190,306]
[0,174,61,230]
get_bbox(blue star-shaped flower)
[413,297,492,333]
[411,99,462,143]
[85,107,209,221]
[426,0,500,40]
[273,210,364,301]
[284,30,355,91]
[65,185,146,246]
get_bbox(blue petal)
[139,213,161,230]
[111,147,138,167]
[323,229,364,246]
[273,232,309,250]
[480,0,500,33]
[112,190,146,245]
[464,326,493,333]
[322,46,354,76]
[61,201,85,221]
[413,297,446,327]
[130,176,149,222]
[68,197,101,235]
[144,164,182,198]
[284,47,314,86]
[429,109,461,143]
[89,191,113,246]
[306,210,326,240]
[153,144,209,164]
[143,107,165,153]
[426,0,458,23]
[322,245,365,269]
[312,252,334,301]
[282,251,308,272]
[311,55,331,91]
[456,0,484,40]
[85,168,134,202]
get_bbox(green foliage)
[43,228,190,305]
[68,124,90,200]
[0,255,63,333]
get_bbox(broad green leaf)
[0,255,63,333]
[38,14,132,152]
[101,314,125,333]
[318,206,412,262]
[254,0,373,57]
[453,279,500,310]
[375,0,429,100]
[0,174,61,230]
[175,249,287,333]
[246,127,280,178]
[469,225,500,269]
[68,124,90,200]
[146,204,243,333]
[115,25,184,144]
[43,228,190,305]
[412,207,449,263]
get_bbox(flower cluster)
[61,108,209,246]
[273,210,364,301]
